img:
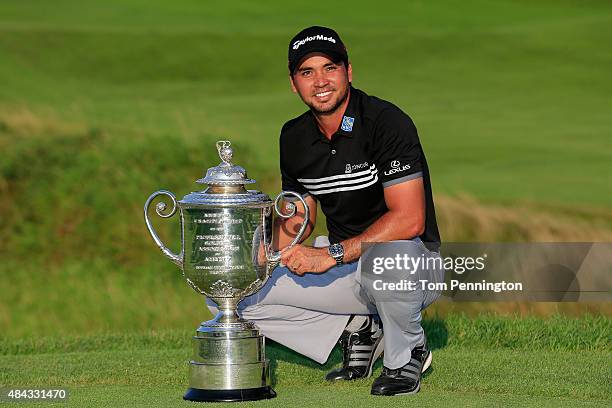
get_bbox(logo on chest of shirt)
[345,161,369,174]
[341,116,355,132]
[384,160,411,176]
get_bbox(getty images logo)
[292,34,337,50]
[384,160,410,176]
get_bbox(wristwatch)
[328,243,345,265]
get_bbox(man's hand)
[281,244,336,276]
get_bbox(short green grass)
[1,315,610,407]
[1,0,611,206]
[1,350,610,407]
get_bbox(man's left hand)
[281,244,336,276]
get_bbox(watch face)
[329,243,344,258]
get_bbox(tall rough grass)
[1,108,610,338]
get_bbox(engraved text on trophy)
[183,207,262,295]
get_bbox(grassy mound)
[1,108,611,338]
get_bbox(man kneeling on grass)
[209,26,444,396]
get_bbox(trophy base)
[183,386,276,402]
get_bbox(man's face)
[290,53,352,115]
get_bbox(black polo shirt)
[279,86,440,252]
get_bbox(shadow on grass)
[266,317,448,386]
[422,316,449,350]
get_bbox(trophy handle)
[265,191,310,267]
[144,190,184,268]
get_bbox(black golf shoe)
[370,339,432,396]
[325,316,383,381]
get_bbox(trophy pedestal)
[184,320,276,402]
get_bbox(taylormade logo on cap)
[288,26,348,74]
[292,34,337,50]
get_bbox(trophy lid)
[179,141,271,206]
[196,141,256,186]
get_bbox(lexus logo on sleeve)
[384,160,411,176]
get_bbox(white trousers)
[207,238,444,369]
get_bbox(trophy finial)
[197,140,255,187]
[216,140,233,165]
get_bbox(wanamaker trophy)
[144,141,309,402]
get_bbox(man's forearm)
[273,215,314,250]
[279,180,425,274]
[341,209,424,263]
[272,196,317,251]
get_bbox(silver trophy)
[144,141,308,402]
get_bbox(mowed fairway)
[1,316,611,407]
[0,0,611,206]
